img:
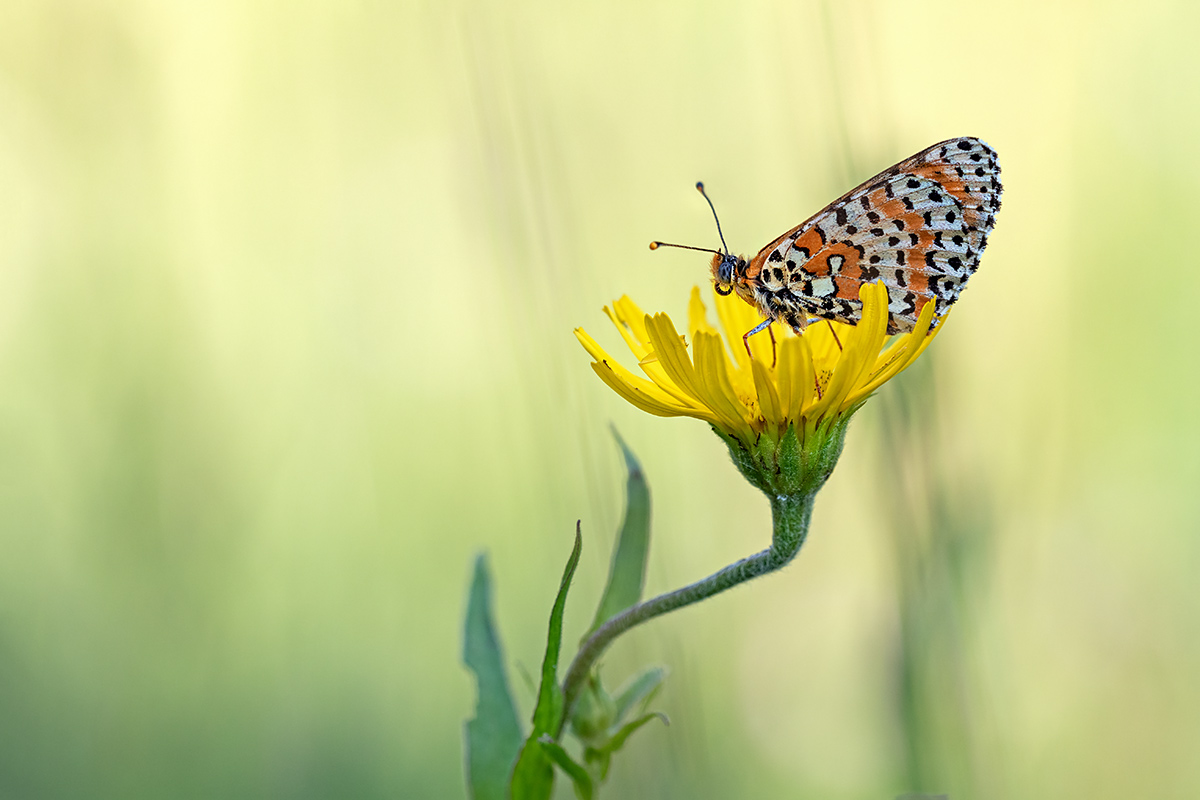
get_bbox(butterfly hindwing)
[745,137,1002,334]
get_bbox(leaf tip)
[609,424,644,480]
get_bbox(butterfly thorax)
[711,250,812,332]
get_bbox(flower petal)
[777,336,815,421]
[603,304,653,362]
[612,296,652,344]
[845,295,940,405]
[688,287,718,340]
[751,358,783,427]
[694,331,756,437]
[594,311,697,406]
[806,283,886,419]
[590,362,718,422]
[575,328,696,410]
[644,313,712,405]
[714,290,774,371]
[580,281,946,443]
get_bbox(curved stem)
[556,493,814,737]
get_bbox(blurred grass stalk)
[875,357,998,798]
[810,8,1001,792]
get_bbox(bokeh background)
[1,1,1198,797]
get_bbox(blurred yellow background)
[1,1,1197,797]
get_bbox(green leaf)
[580,711,669,783]
[509,526,584,799]
[463,554,524,800]
[587,428,651,636]
[611,666,666,725]
[598,711,669,759]
[536,736,595,800]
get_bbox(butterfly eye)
[715,284,732,296]
[717,256,736,284]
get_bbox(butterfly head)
[710,251,747,296]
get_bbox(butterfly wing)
[746,137,1002,334]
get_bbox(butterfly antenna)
[648,241,722,254]
[695,181,730,254]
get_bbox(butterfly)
[652,137,1002,350]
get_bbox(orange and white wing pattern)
[745,137,1002,334]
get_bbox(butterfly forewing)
[745,137,1001,334]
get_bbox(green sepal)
[509,526,583,799]
[462,554,524,800]
[536,736,595,800]
[586,428,651,637]
[713,414,855,499]
[776,419,803,486]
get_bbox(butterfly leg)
[741,318,773,362]
[825,320,843,351]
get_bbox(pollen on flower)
[574,282,941,445]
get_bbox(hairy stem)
[556,493,814,737]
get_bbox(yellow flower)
[575,282,941,446]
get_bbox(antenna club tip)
[648,241,660,250]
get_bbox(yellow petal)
[805,319,844,371]
[575,328,695,409]
[644,312,710,405]
[590,362,719,422]
[846,295,939,405]
[777,336,815,421]
[574,326,611,363]
[714,290,771,372]
[751,358,783,426]
[806,283,885,418]
[579,282,947,441]
[603,305,653,362]
[694,331,754,436]
[612,295,652,344]
[688,286,718,340]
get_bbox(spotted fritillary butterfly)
[653,137,1002,341]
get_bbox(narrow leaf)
[587,428,651,636]
[536,525,582,731]
[598,712,669,758]
[612,666,666,724]
[509,526,584,799]
[462,554,524,800]
[536,736,595,800]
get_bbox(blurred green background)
[1,1,1198,797]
